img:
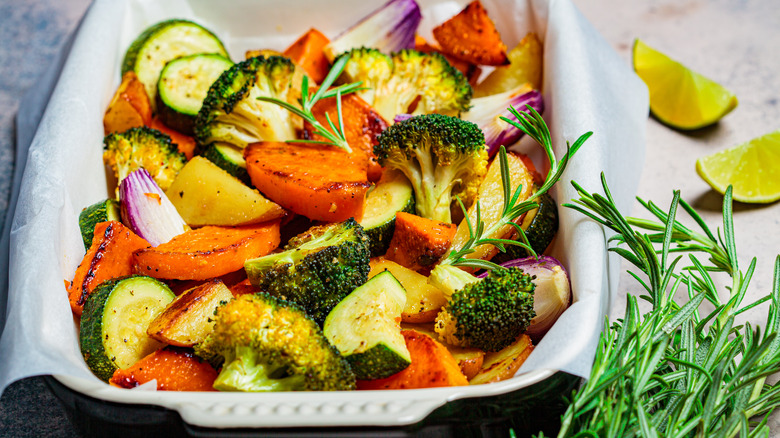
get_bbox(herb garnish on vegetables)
[256,55,362,152]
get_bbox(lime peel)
[633,39,738,130]
[696,130,780,204]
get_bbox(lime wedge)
[633,39,738,130]
[696,130,780,203]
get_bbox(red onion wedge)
[463,85,544,158]
[119,168,189,247]
[478,256,570,339]
[323,0,421,61]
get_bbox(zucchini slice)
[359,170,415,257]
[201,143,250,185]
[157,53,233,135]
[493,191,559,264]
[323,270,411,380]
[78,199,120,250]
[79,276,175,381]
[121,19,229,111]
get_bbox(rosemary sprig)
[555,176,780,438]
[444,105,592,270]
[255,55,362,152]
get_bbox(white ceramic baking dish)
[1,0,648,430]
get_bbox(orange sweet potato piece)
[150,117,197,160]
[385,212,457,272]
[304,93,388,182]
[357,330,468,389]
[103,71,152,135]
[517,153,544,185]
[414,35,482,86]
[109,346,218,391]
[133,221,281,280]
[67,221,150,316]
[244,142,371,222]
[283,28,331,84]
[432,1,509,66]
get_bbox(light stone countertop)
[0,0,778,436]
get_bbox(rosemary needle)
[256,55,362,152]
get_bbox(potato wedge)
[147,279,234,347]
[448,152,534,266]
[474,32,543,97]
[469,334,533,385]
[166,156,285,227]
[369,258,448,323]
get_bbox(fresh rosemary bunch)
[444,105,592,270]
[256,55,362,152]
[555,176,780,437]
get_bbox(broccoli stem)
[213,346,305,392]
[428,264,480,298]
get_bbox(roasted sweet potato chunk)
[432,1,509,66]
[110,346,218,391]
[385,212,457,272]
[245,142,371,222]
[284,28,331,84]
[103,71,152,135]
[356,330,468,389]
[67,221,150,316]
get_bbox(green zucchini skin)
[156,53,234,135]
[359,170,415,257]
[79,276,175,382]
[323,271,411,380]
[201,143,251,185]
[493,191,559,264]
[78,199,120,250]
[121,19,229,110]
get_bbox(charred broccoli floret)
[103,126,186,191]
[430,265,535,352]
[194,55,304,150]
[335,47,472,121]
[374,114,488,223]
[195,293,355,391]
[244,219,371,325]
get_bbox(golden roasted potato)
[469,334,533,385]
[369,258,448,323]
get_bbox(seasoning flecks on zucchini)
[79,276,176,381]
[157,53,234,135]
[359,169,415,257]
[121,19,230,111]
[323,270,411,380]
[78,199,120,250]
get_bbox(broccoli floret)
[335,47,472,121]
[103,126,186,191]
[194,55,304,151]
[430,265,535,352]
[195,293,356,391]
[244,218,371,325]
[374,114,488,223]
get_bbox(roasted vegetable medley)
[70,0,586,392]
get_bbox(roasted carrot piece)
[304,93,389,182]
[103,71,152,135]
[357,330,468,390]
[244,142,371,222]
[150,117,197,160]
[109,346,218,391]
[385,212,457,272]
[516,153,544,185]
[432,1,509,66]
[67,221,150,316]
[414,35,482,86]
[283,28,331,84]
[133,221,281,280]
